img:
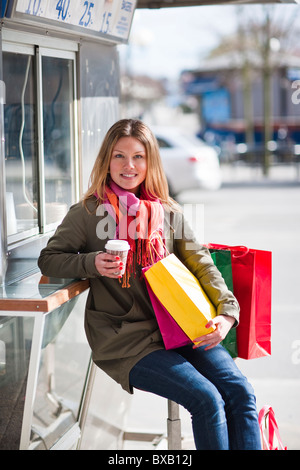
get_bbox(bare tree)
[210,5,300,175]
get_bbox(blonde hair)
[83,119,176,210]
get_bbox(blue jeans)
[129,344,261,450]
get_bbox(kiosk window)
[3,52,39,238]
[3,48,77,242]
[42,56,74,226]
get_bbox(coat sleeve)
[38,202,100,279]
[172,211,240,325]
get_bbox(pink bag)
[143,266,191,350]
[259,406,287,450]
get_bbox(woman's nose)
[124,157,135,168]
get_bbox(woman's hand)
[193,315,236,350]
[95,252,123,278]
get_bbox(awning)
[136,0,298,8]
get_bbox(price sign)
[14,0,136,41]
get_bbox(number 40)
[56,0,70,21]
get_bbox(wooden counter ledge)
[0,279,90,312]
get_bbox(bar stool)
[78,360,182,450]
[167,400,182,449]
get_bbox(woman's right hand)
[94,252,123,278]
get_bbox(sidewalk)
[221,161,300,186]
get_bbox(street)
[125,163,300,450]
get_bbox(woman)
[38,119,261,450]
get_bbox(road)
[125,164,300,450]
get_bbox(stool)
[167,399,182,450]
[78,360,182,449]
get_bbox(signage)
[1,0,10,17]
[9,0,136,42]
[202,89,231,123]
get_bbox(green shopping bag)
[210,250,238,358]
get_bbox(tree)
[209,5,300,175]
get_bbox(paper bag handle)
[206,243,250,258]
[258,405,287,450]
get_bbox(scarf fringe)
[120,234,165,288]
[102,181,166,288]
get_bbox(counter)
[0,273,91,450]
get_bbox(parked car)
[152,126,222,195]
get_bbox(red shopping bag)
[259,406,287,450]
[142,266,191,350]
[207,243,272,359]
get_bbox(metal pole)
[167,400,181,450]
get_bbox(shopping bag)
[259,405,287,450]
[207,243,271,359]
[143,267,191,349]
[142,253,217,346]
[210,250,238,358]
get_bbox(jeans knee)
[228,378,257,413]
[186,384,226,420]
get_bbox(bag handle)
[259,405,287,450]
[148,232,170,265]
[206,243,250,259]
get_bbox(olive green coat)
[38,198,239,393]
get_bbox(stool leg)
[167,400,181,450]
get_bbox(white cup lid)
[105,240,130,251]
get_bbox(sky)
[119,4,300,80]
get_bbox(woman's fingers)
[193,315,235,350]
[95,252,123,277]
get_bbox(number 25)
[79,1,94,27]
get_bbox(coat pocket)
[85,296,161,360]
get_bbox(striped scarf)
[103,180,166,287]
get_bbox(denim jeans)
[129,344,262,450]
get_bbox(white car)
[152,127,222,195]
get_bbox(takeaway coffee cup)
[105,240,130,275]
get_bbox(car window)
[156,137,172,149]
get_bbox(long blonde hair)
[83,119,176,209]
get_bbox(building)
[181,49,300,162]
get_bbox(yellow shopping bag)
[143,253,216,345]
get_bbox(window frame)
[2,31,79,245]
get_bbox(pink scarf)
[101,181,166,287]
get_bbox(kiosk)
[0,0,136,450]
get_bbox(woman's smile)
[121,173,137,178]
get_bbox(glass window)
[156,137,172,149]
[42,56,75,226]
[3,51,39,239]
[30,295,91,450]
[3,47,77,242]
[0,315,35,450]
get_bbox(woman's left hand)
[193,315,236,350]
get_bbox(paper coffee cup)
[105,240,130,275]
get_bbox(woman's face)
[109,136,147,195]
